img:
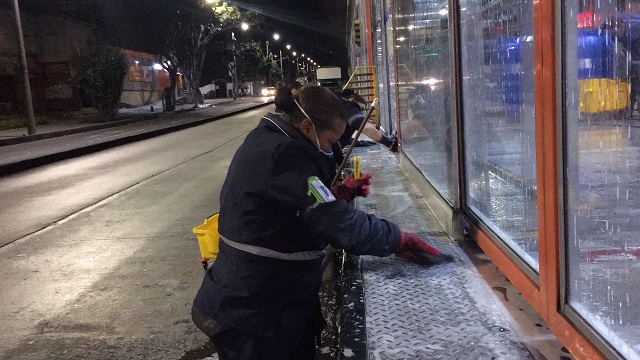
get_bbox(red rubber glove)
[332,173,372,202]
[395,232,454,265]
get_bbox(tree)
[171,0,241,106]
[216,39,260,99]
[72,42,126,117]
[121,0,241,109]
[253,45,283,87]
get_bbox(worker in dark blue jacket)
[192,85,448,360]
[339,89,398,152]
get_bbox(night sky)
[94,0,348,69]
[5,0,349,74]
[227,0,348,67]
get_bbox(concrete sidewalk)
[0,97,274,176]
[0,97,252,144]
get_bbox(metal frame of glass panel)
[394,0,464,239]
[454,0,541,284]
[557,0,635,358]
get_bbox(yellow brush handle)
[353,156,361,179]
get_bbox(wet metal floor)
[346,144,571,360]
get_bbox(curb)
[0,101,273,177]
[0,100,239,147]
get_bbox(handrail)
[343,66,375,90]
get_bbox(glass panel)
[394,0,456,202]
[385,0,398,134]
[459,0,539,270]
[564,0,640,357]
[372,0,391,131]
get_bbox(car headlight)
[261,89,268,96]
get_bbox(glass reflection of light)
[421,77,443,91]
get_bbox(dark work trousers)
[191,305,317,360]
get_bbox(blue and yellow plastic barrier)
[579,78,629,113]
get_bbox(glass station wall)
[459,0,540,271]
[393,0,456,202]
[371,0,394,132]
[564,0,640,358]
[384,0,398,134]
[356,0,640,355]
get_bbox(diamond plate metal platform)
[341,145,533,360]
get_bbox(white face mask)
[295,99,333,153]
[308,120,334,157]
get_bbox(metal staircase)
[343,66,378,126]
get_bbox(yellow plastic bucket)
[193,213,220,261]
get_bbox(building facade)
[120,49,170,108]
[0,7,94,113]
[0,7,170,113]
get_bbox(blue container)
[497,37,522,115]
[498,37,520,65]
[501,72,521,105]
[577,29,615,80]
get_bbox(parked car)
[260,87,277,97]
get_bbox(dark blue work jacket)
[338,99,365,148]
[193,112,400,338]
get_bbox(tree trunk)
[232,64,238,100]
[193,50,207,106]
[165,65,178,111]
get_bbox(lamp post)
[12,0,35,134]
[278,50,284,81]
[272,33,283,81]
[292,52,299,78]
[231,22,250,100]
[232,31,239,99]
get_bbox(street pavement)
[0,105,274,360]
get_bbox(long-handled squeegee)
[331,98,379,187]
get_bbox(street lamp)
[293,55,300,77]
[240,22,249,31]
[286,44,291,50]
[273,33,280,41]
